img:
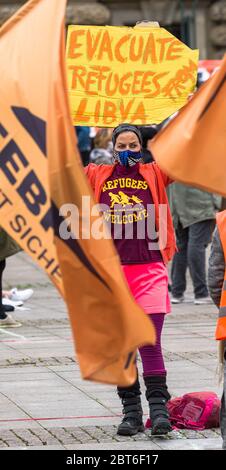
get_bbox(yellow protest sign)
[66,25,199,126]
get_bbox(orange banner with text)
[0,0,63,294]
[0,0,156,386]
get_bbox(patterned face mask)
[113,149,143,167]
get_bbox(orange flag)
[0,0,155,386]
[0,0,63,293]
[151,54,226,197]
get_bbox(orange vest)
[215,210,226,340]
[85,162,176,265]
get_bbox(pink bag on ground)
[146,391,220,430]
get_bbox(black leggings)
[0,259,6,319]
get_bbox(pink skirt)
[122,262,171,315]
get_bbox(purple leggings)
[138,313,166,377]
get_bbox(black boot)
[117,375,144,436]
[144,375,172,436]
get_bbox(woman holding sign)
[85,124,175,436]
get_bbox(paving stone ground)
[0,252,223,450]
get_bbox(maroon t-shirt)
[99,163,162,264]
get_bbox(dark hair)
[139,126,158,148]
[112,123,143,147]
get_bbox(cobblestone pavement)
[0,253,223,450]
[0,425,222,449]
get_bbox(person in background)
[0,228,21,327]
[89,128,113,165]
[139,125,158,163]
[208,210,226,450]
[2,287,34,308]
[75,126,92,166]
[89,148,113,165]
[92,128,113,152]
[3,287,33,303]
[169,183,221,304]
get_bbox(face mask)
[113,149,143,167]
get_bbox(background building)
[0,0,226,59]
